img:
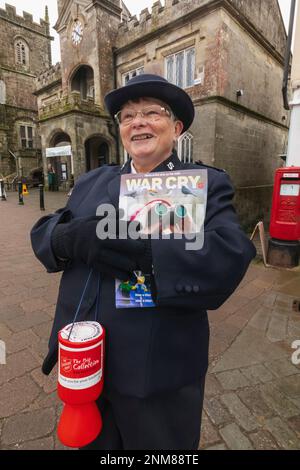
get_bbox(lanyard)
[68,269,100,340]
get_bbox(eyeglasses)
[115,105,171,126]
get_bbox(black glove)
[51,215,146,280]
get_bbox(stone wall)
[234,185,274,232]
[0,3,51,79]
[2,105,41,176]
[214,101,286,228]
[189,101,217,164]
[228,0,287,57]
[219,10,289,124]
[0,3,52,176]
[214,103,286,186]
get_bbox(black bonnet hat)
[104,74,195,133]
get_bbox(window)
[178,132,193,163]
[20,125,34,149]
[122,67,144,85]
[165,47,195,88]
[0,80,6,104]
[15,40,28,66]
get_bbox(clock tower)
[35,1,125,183]
[54,0,122,105]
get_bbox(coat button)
[184,285,192,293]
[193,285,200,293]
[176,284,184,293]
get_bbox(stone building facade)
[0,4,52,178]
[4,0,290,228]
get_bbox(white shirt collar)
[130,160,137,174]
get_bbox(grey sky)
[0,0,293,65]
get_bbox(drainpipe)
[286,0,300,167]
[8,149,19,177]
[282,0,296,110]
[111,46,121,164]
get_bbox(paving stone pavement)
[0,189,300,450]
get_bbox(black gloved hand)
[51,215,146,279]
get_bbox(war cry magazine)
[115,169,208,308]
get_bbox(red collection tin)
[57,321,105,448]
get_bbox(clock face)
[71,20,83,45]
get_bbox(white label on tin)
[283,173,299,178]
[58,369,102,390]
[58,339,104,390]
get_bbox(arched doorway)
[85,136,109,172]
[47,131,72,189]
[51,132,71,147]
[70,65,94,101]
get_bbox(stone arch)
[49,129,72,148]
[84,134,110,172]
[46,130,73,189]
[69,64,94,101]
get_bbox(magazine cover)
[115,169,208,308]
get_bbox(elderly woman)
[31,74,256,450]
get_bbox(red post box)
[268,167,300,268]
[269,167,300,240]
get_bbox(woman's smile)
[120,97,183,173]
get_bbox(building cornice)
[34,79,62,96]
[0,65,36,78]
[193,95,289,130]
[38,108,110,124]
[3,103,38,114]
[116,0,285,66]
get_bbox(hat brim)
[104,80,194,133]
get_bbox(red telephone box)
[269,167,300,241]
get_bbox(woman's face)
[119,97,183,172]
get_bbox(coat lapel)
[106,159,131,208]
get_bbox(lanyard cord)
[94,273,101,321]
[68,268,93,340]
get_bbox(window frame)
[15,39,29,67]
[165,47,195,89]
[20,124,34,149]
[122,67,144,85]
[177,132,193,163]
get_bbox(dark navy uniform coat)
[31,153,256,398]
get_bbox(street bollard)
[39,184,45,211]
[0,179,6,201]
[18,181,24,205]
